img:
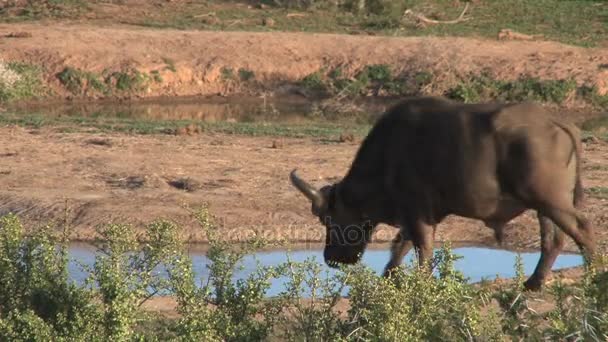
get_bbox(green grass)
[238,68,255,82]
[0,111,371,138]
[446,74,578,104]
[0,62,45,102]
[1,1,606,47]
[0,0,89,20]
[105,69,150,93]
[161,57,177,73]
[57,67,108,95]
[586,186,608,200]
[124,0,608,47]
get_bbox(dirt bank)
[0,125,606,253]
[1,22,608,101]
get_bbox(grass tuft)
[0,61,44,102]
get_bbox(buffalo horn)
[290,169,325,210]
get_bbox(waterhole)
[67,244,583,297]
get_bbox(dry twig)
[404,2,471,25]
[497,28,544,41]
[193,12,216,18]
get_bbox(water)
[7,95,390,125]
[67,244,583,297]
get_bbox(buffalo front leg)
[383,230,414,277]
[524,213,565,291]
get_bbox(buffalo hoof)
[523,277,543,292]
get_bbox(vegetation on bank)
[1,1,606,47]
[0,110,371,138]
[298,64,608,109]
[0,208,607,341]
[2,108,608,144]
[3,58,608,115]
[0,60,44,102]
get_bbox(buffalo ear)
[290,169,327,214]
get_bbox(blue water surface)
[67,245,583,297]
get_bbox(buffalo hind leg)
[531,205,596,290]
[383,230,414,277]
[524,213,565,291]
[411,222,436,269]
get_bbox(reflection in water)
[8,96,389,125]
[68,244,582,297]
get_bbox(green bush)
[57,67,107,95]
[300,71,327,93]
[0,209,606,341]
[447,73,577,104]
[105,68,150,93]
[238,68,255,82]
[0,61,44,102]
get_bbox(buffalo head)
[290,169,374,267]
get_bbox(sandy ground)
[0,125,606,255]
[0,22,608,100]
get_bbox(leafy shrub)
[162,57,177,73]
[447,73,577,104]
[0,209,606,341]
[0,61,44,102]
[167,205,282,341]
[105,68,150,92]
[0,214,102,341]
[344,243,501,341]
[57,66,107,95]
[300,71,327,93]
[220,67,235,81]
[238,68,255,82]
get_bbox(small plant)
[238,68,255,82]
[502,77,577,103]
[344,243,501,341]
[150,70,163,83]
[220,67,235,81]
[57,66,107,95]
[0,61,44,102]
[167,204,282,341]
[579,85,608,110]
[274,257,347,341]
[162,57,177,72]
[354,64,404,95]
[300,71,327,93]
[105,68,150,93]
[0,214,102,341]
[448,73,578,104]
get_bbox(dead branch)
[498,28,544,41]
[193,12,216,18]
[404,2,471,25]
[286,13,307,18]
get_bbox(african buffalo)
[290,96,595,291]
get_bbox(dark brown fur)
[290,96,595,291]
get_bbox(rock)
[498,29,542,41]
[184,123,202,135]
[271,140,283,149]
[339,133,355,143]
[262,18,275,27]
[175,127,188,136]
[5,31,32,38]
[594,70,608,96]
